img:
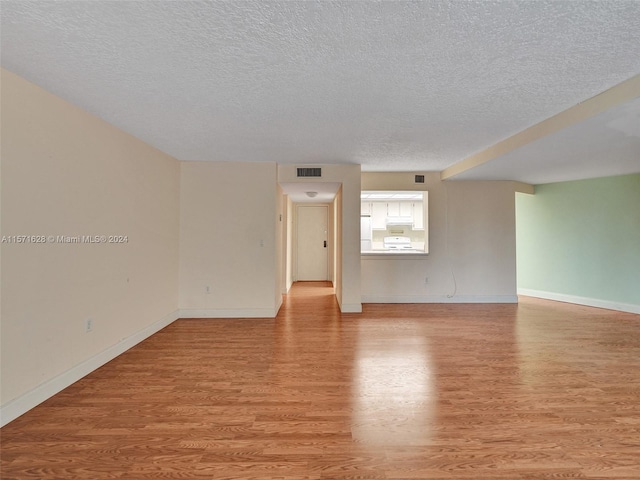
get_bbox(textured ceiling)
[451,97,640,184]
[2,1,640,183]
[280,182,341,203]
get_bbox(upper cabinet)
[371,202,388,229]
[386,202,400,216]
[367,201,422,229]
[412,202,424,230]
[400,202,413,217]
[384,201,413,218]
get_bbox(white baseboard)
[361,294,518,304]
[518,288,640,314]
[178,307,279,318]
[0,309,179,428]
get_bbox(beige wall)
[285,195,294,292]
[275,184,285,302]
[179,161,280,317]
[334,186,343,308]
[0,69,522,426]
[1,69,180,418]
[361,172,518,302]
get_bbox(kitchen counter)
[362,249,428,256]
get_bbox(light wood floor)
[2,282,640,479]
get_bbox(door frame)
[293,203,333,282]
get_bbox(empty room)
[1,1,639,479]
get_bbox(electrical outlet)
[85,318,93,333]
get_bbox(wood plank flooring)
[2,282,640,479]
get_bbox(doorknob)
[324,240,327,248]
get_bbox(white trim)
[362,295,518,304]
[0,310,179,427]
[295,204,330,282]
[178,307,278,318]
[518,288,640,314]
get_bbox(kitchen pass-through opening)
[361,190,428,255]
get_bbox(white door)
[296,205,328,281]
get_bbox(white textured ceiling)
[280,182,340,203]
[451,97,640,184]
[2,1,640,184]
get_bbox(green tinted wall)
[516,174,640,309]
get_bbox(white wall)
[1,69,180,425]
[179,161,281,317]
[278,165,361,312]
[361,173,519,303]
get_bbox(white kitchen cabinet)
[371,202,388,229]
[400,202,413,217]
[386,202,400,216]
[386,202,413,217]
[413,201,424,230]
[361,201,371,216]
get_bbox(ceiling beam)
[441,74,640,181]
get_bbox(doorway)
[296,205,329,281]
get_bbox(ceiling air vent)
[297,167,322,178]
[415,175,425,183]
